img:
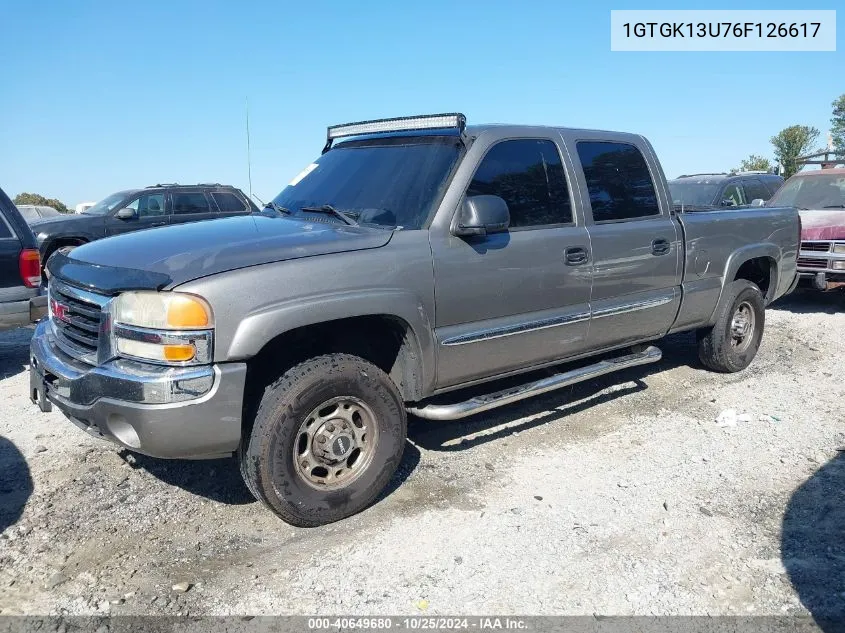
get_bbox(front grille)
[801,241,831,253]
[50,281,106,364]
[797,256,829,269]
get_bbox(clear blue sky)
[1,0,842,207]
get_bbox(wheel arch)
[230,290,435,403]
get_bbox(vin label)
[611,10,836,51]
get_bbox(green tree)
[770,125,820,178]
[13,192,70,214]
[735,154,773,173]
[831,94,845,151]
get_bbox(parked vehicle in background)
[0,187,46,330]
[16,204,62,224]
[668,172,784,209]
[29,113,799,527]
[767,167,845,290]
[75,202,96,214]
[32,183,258,278]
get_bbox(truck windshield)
[768,173,845,209]
[270,135,462,229]
[667,181,720,207]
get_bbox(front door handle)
[149,222,167,227]
[565,246,589,266]
[651,239,670,256]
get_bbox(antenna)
[246,97,253,199]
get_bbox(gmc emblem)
[50,298,70,323]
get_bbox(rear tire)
[698,280,765,373]
[240,353,407,527]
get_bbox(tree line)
[735,93,845,178]
[13,192,71,214]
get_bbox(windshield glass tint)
[667,181,720,206]
[271,136,462,229]
[768,173,845,209]
[83,192,130,215]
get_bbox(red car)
[767,167,845,290]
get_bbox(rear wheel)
[698,280,765,373]
[239,353,407,527]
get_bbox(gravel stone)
[1,290,843,616]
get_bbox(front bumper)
[29,320,247,459]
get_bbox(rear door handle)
[565,246,589,266]
[149,222,167,227]
[651,239,670,256]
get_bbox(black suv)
[0,186,46,330]
[667,172,784,209]
[31,183,258,274]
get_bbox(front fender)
[226,288,436,396]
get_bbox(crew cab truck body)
[30,114,800,526]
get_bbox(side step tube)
[407,345,662,421]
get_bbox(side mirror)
[750,198,765,207]
[720,199,737,207]
[115,207,136,220]
[453,195,510,237]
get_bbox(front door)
[105,191,169,236]
[431,137,593,388]
[570,139,682,349]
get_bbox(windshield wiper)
[263,202,292,215]
[822,204,845,209]
[300,204,358,226]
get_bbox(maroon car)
[768,167,845,290]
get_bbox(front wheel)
[239,353,407,527]
[697,279,765,373]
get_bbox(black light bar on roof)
[324,113,466,152]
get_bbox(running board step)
[407,345,662,421]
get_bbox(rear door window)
[172,192,211,214]
[575,141,660,222]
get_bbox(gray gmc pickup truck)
[29,114,800,526]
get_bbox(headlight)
[833,243,845,254]
[111,292,213,365]
[113,292,212,329]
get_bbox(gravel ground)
[0,289,843,617]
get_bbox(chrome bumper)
[29,320,247,459]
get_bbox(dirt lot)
[0,289,843,617]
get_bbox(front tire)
[240,353,407,527]
[698,279,765,373]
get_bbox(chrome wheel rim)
[292,396,379,490]
[729,301,755,352]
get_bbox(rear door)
[564,135,682,349]
[105,191,170,236]
[170,189,217,225]
[209,190,251,219]
[431,135,593,387]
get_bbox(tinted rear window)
[172,192,210,214]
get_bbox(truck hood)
[799,209,845,240]
[49,215,394,294]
